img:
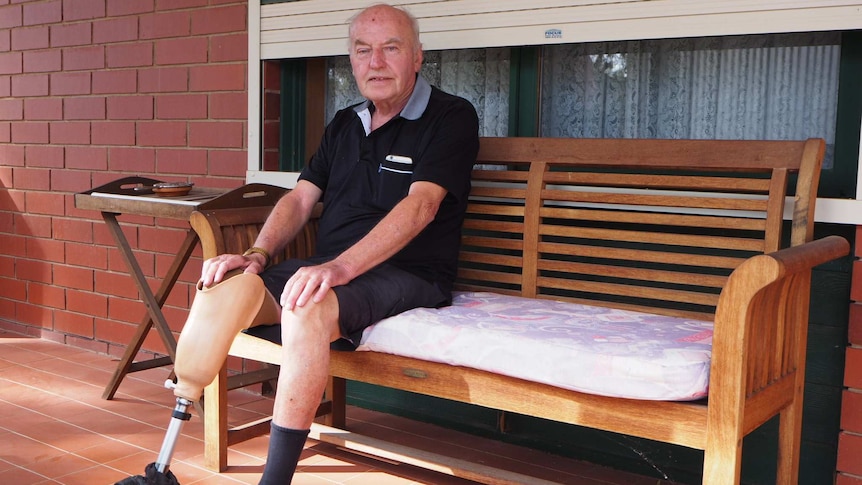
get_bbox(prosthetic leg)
[116,271,280,485]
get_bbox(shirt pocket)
[375,154,414,208]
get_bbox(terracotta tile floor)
[0,331,671,484]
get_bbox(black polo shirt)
[299,76,479,292]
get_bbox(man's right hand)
[200,252,266,288]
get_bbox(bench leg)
[702,438,742,485]
[776,403,802,485]
[324,376,347,429]
[203,362,229,472]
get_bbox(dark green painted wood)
[823,31,862,198]
[279,59,306,172]
[507,47,540,137]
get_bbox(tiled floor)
[0,331,671,484]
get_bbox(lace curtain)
[324,33,840,168]
[540,33,841,168]
[325,48,510,137]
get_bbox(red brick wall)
[0,0,249,359]
[840,225,862,483]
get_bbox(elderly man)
[177,3,479,484]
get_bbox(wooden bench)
[189,137,849,485]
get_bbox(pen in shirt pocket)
[379,154,414,173]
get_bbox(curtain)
[540,33,841,168]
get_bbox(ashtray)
[152,182,194,197]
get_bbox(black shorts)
[254,256,450,348]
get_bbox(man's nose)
[369,48,385,68]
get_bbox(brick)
[210,92,245,119]
[13,167,50,190]
[838,431,862,476]
[25,189,65,217]
[62,0,105,21]
[67,289,106,316]
[29,238,65,264]
[189,63,244,92]
[0,121,8,143]
[189,121,243,148]
[0,144,25,166]
[155,37,206,65]
[24,98,62,120]
[106,95,153,120]
[23,49,61,72]
[50,120,90,144]
[54,264,94,291]
[0,98,23,120]
[15,213,51,238]
[65,146,106,170]
[855,260,862,302]
[92,69,136,94]
[11,25,49,50]
[140,11,189,39]
[155,93,206,119]
[0,77,6,99]
[190,4,245,35]
[15,301,54,328]
[91,120,135,145]
[139,225,185,253]
[0,31,9,52]
[50,166,91,193]
[24,145,63,168]
[106,42,152,68]
[210,33,246,62]
[29,281,66,309]
[157,148,206,175]
[50,71,89,95]
[11,73,48,96]
[22,1,61,26]
[12,121,49,143]
[0,234,26,258]
[17,258,52,283]
[50,22,91,47]
[92,17,137,44]
[208,149,244,177]
[94,271,137,299]
[108,296,145,324]
[24,145,64,167]
[53,217,93,243]
[0,51,22,74]
[63,45,104,71]
[849,347,862,389]
[843,390,862,434]
[0,5,23,29]
[852,304,862,345]
[106,0,153,17]
[66,241,107,270]
[156,0,206,11]
[137,121,186,147]
[54,310,95,338]
[138,66,187,92]
[64,96,106,120]
[108,146,155,173]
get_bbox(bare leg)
[258,291,341,484]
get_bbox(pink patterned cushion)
[358,291,712,401]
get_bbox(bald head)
[348,4,421,55]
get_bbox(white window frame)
[246,0,862,225]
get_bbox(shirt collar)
[354,75,432,134]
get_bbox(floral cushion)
[358,291,713,401]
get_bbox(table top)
[75,176,288,219]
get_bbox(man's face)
[349,8,422,110]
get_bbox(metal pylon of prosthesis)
[155,380,194,474]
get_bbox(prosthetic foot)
[172,270,280,401]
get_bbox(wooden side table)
[75,177,287,400]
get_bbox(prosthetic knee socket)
[172,271,280,401]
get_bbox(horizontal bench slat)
[542,171,773,192]
[539,224,767,252]
[536,260,729,289]
[539,206,768,231]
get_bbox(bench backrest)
[457,137,824,320]
[191,137,824,321]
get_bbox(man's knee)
[280,291,341,344]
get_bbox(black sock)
[258,423,310,485]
